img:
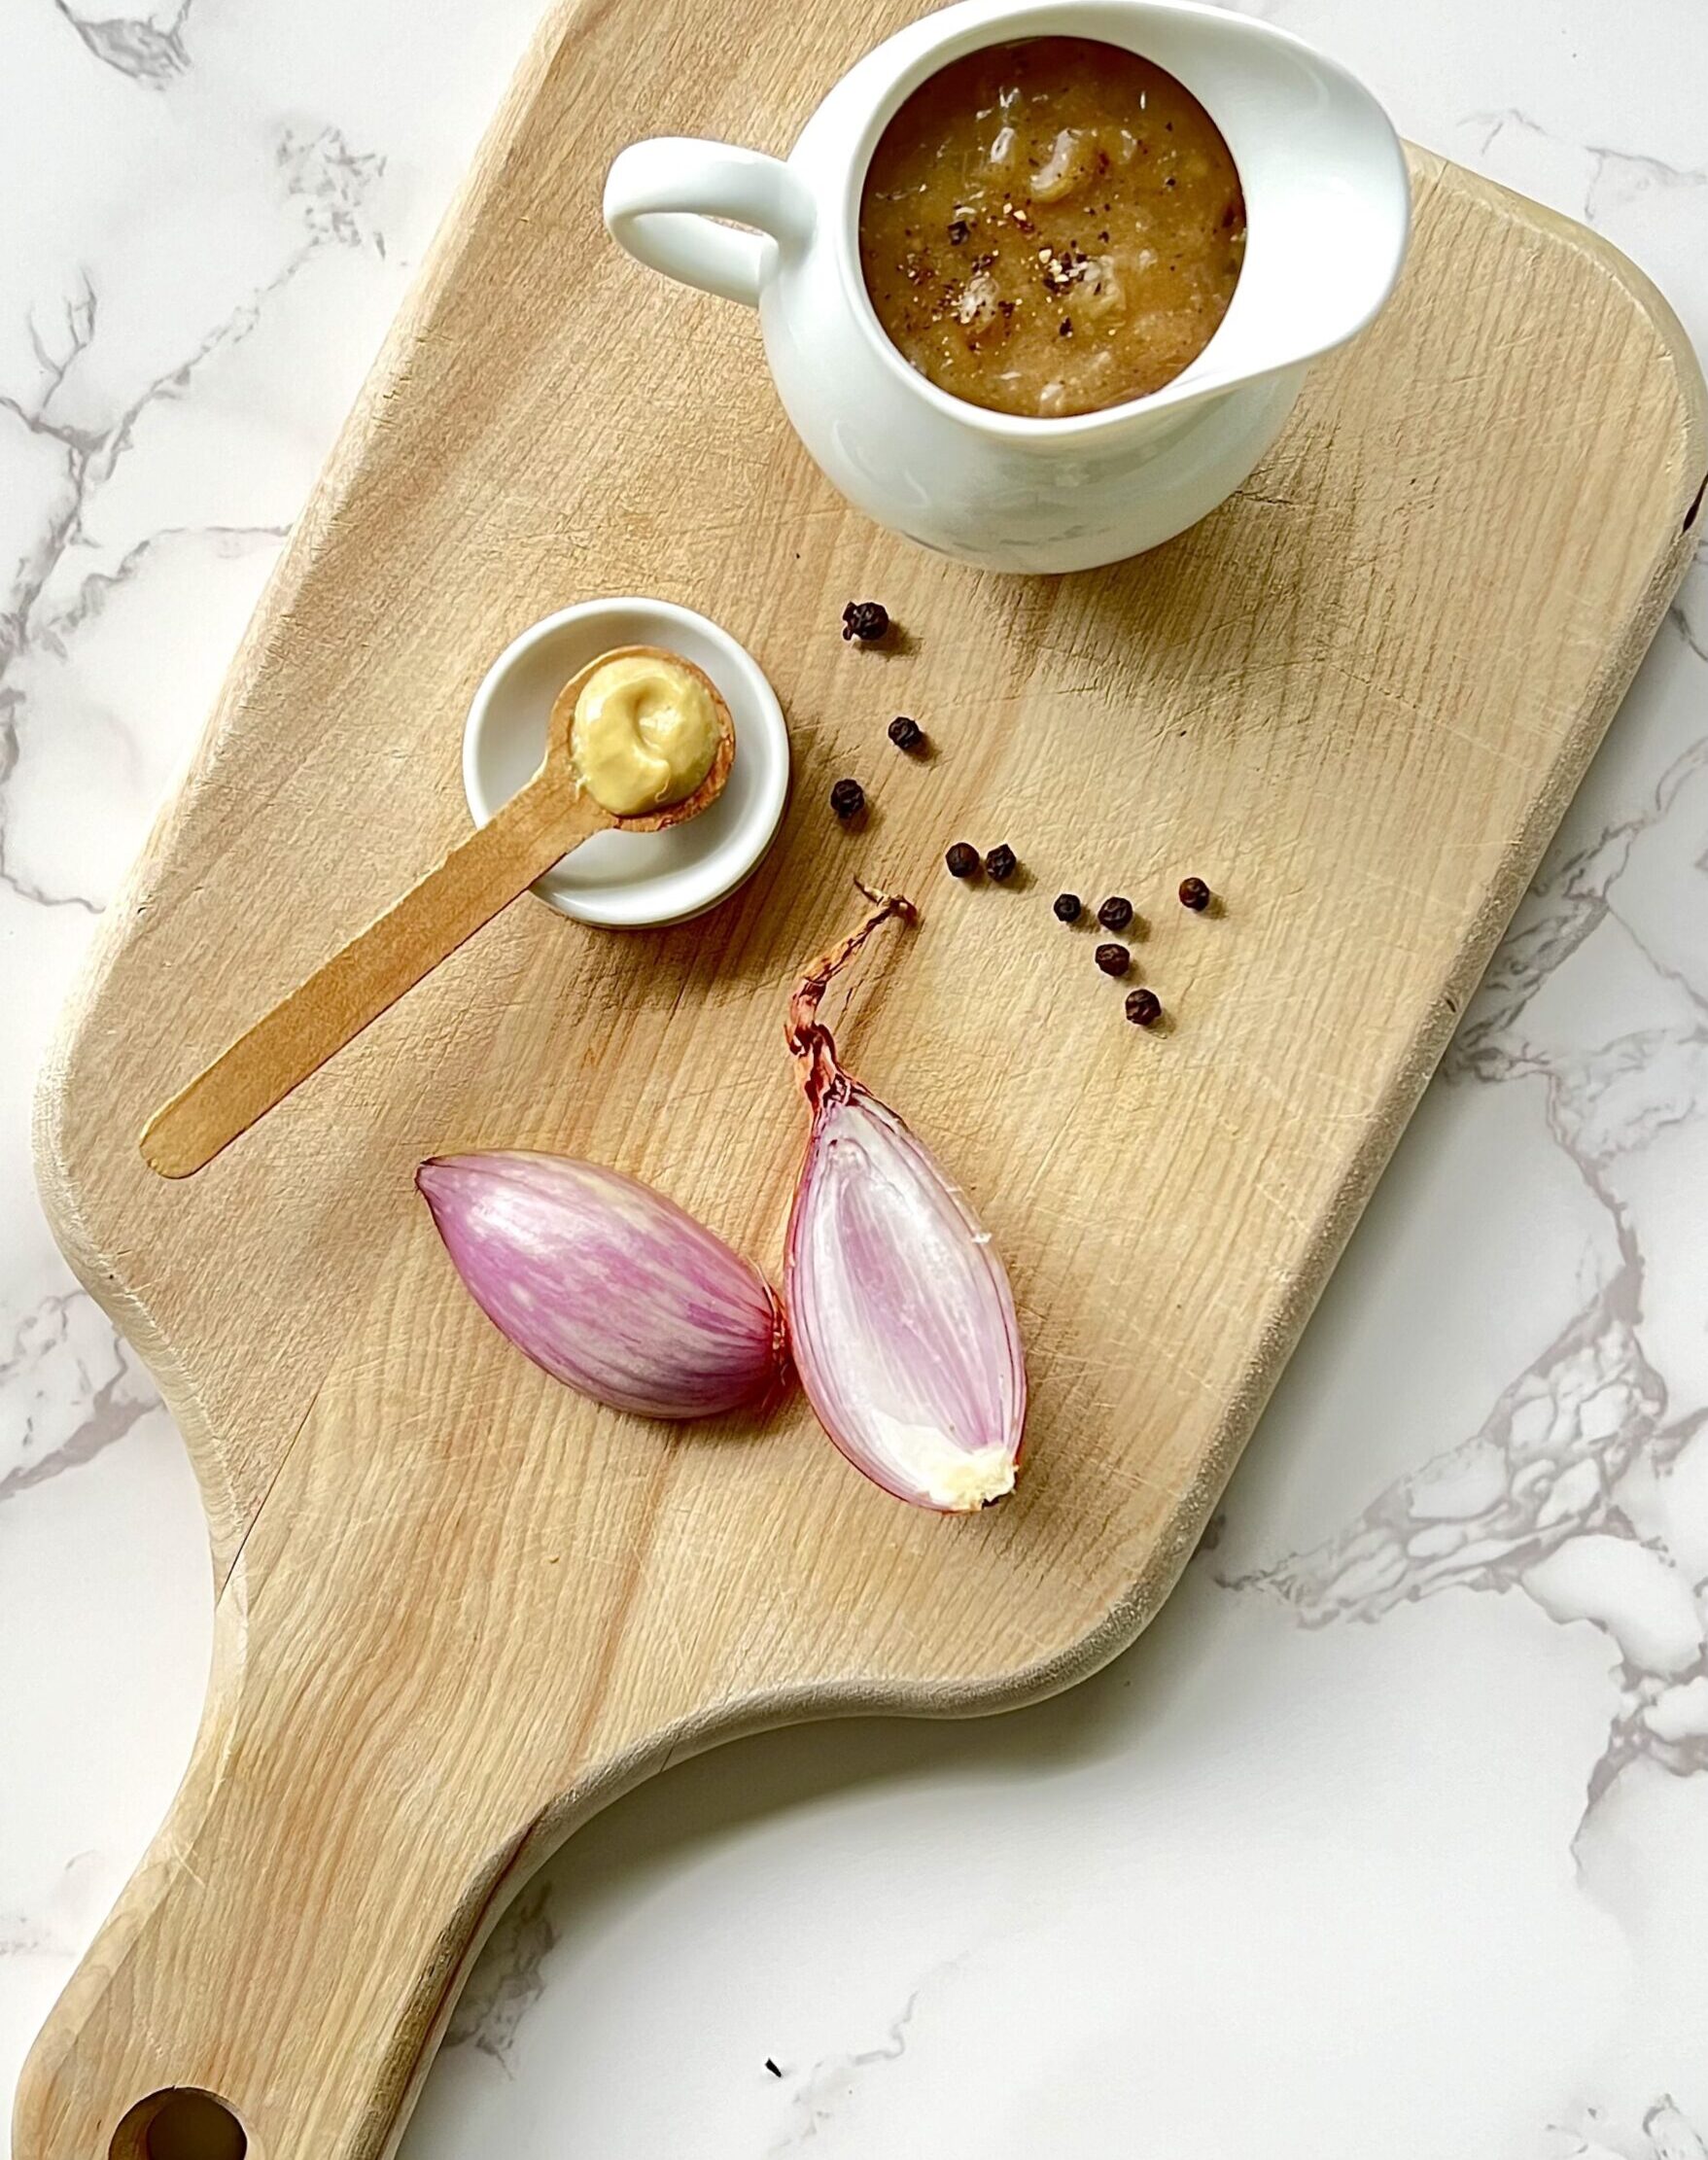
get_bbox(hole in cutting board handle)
[109,2088,248,2160]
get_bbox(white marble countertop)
[3,1,1706,2153]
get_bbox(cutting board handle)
[12,1538,610,2160]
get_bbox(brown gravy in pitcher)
[858,37,1245,418]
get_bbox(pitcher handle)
[604,138,814,308]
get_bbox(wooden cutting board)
[17,0,1704,2148]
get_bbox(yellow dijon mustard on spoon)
[569,651,721,816]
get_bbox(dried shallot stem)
[785,884,917,1109]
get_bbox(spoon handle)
[142,774,598,1178]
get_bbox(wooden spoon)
[141,646,735,1179]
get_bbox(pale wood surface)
[17,0,1706,2146]
[138,644,733,1179]
[139,770,602,1177]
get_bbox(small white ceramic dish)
[463,599,789,927]
[605,0,1411,573]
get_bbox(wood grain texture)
[17,0,1706,2147]
[139,645,734,1177]
[138,769,603,1178]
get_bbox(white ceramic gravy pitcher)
[606,0,1410,574]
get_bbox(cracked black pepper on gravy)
[858,37,1246,418]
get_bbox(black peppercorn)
[1097,895,1133,932]
[1179,876,1212,911]
[945,841,980,878]
[1096,943,1131,977]
[985,845,1018,881]
[888,715,924,752]
[947,219,970,245]
[1053,892,1082,923]
[1126,987,1162,1028]
[829,778,865,820]
[841,600,889,644]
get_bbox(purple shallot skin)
[783,888,1028,1512]
[417,1152,787,1420]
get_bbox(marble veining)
[2,0,1705,2153]
[441,1883,557,2071]
[50,1,195,87]
[765,1977,936,2154]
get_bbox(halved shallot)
[783,889,1027,1512]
